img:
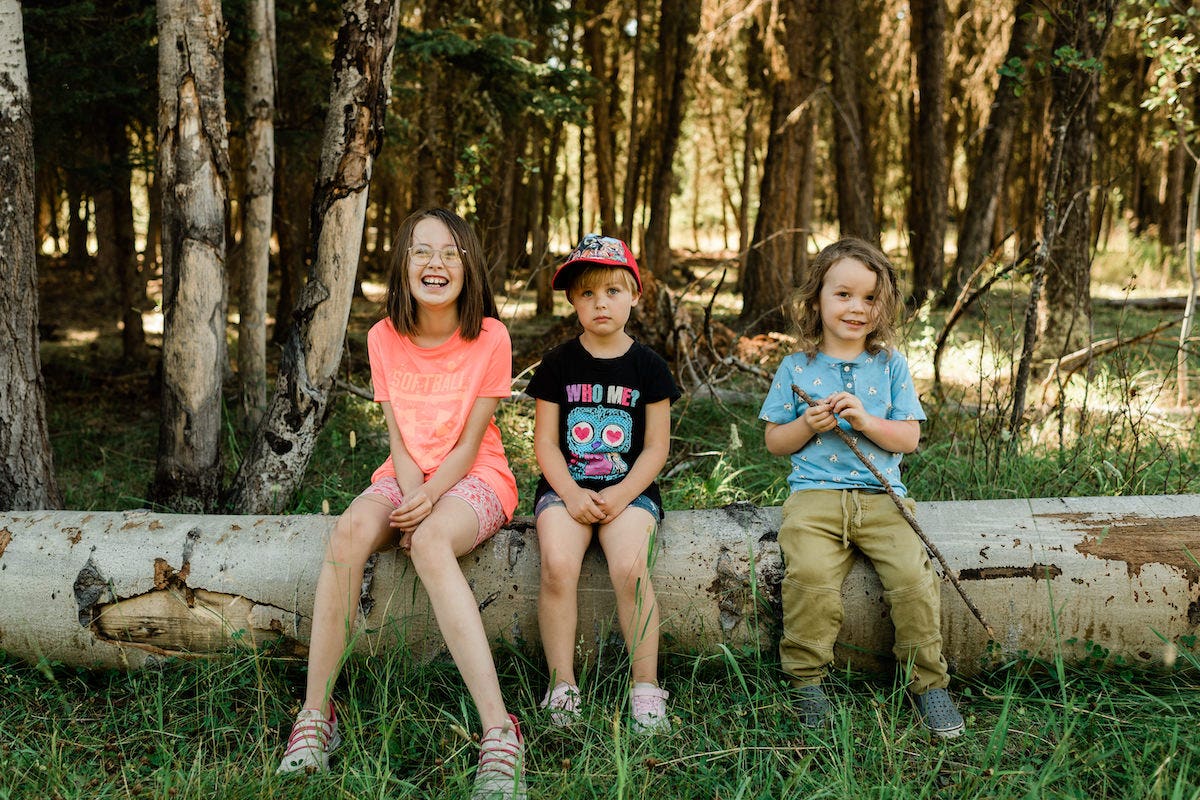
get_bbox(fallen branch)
[1038,317,1181,406]
[791,384,996,638]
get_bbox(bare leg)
[407,496,512,732]
[303,495,396,711]
[598,507,661,685]
[535,506,592,688]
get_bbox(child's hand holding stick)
[791,383,996,638]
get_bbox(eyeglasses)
[408,245,464,267]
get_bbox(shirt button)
[846,383,853,389]
[843,365,850,372]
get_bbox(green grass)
[2,642,1197,799]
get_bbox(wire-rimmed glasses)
[408,245,464,267]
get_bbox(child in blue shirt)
[759,237,964,737]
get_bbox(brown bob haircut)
[385,208,498,340]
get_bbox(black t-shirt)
[526,337,681,513]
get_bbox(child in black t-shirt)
[525,234,680,733]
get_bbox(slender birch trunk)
[0,0,61,510]
[228,0,402,513]
[238,0,277,430]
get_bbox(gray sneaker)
[912,688,965,738]
[791,684,832,727]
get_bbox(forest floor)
[33,241,1200,513]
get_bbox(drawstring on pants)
[839,489,864,549]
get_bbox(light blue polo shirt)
[758,349,925,495]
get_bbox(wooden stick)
[790,384,996,638]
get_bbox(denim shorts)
[534,488,662,522]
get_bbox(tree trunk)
[228,0,401,514]
[739,0,815,334]
[533,120,561,316]
[238,0,277,432]
[95,114,147,364]
[619,0,644,244]
[826,0,878,244]
[142,158,161,272]
[2,496,1197,673]
[583,0,618,235]
[641,0,700,326]
[1162,135,1188,250]
[414,0,454,209]
[66,173,89,269]
[908,0,948,306]
[152,0,231,513]
[1034,0,1115,363]
[272,144,309,345]
[945,0,1035,304]
[0,0,61,511]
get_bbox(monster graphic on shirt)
[566,405,633,480]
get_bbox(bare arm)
[534,399,606,524]
[390,396,501,532]
[596,398,672,521]
[764,396,839,455]
[380,401,425,494]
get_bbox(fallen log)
[0,495,1197,674]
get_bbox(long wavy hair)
[788,237,901,357]
[385,208,498,340]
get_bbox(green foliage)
[1129,0,1200,143]
[387,12,590,207]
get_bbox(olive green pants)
[778,489,949,694]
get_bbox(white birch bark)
[237,0,277,430]
[152,0,230,511]
[0,0,61,510]
[228,0,402,513]
[0,497,1196,672]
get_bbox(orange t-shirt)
[367,316,518,519]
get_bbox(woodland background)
[2,0,1199,515]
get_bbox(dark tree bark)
[583,0,618,234]
[1034,0,1116,362]
[1162,136,1188,249]
[152,0,231,512]
[476,131,522,294]
[908,0,949,306]
[95,113,147,363]
[826,0,878,244]
[945,0,1035,304]
[740,0,817,333]
[0,0,61,510]
[66,173,88,269]
[229,0,402,513]
[619,0,644,244]
[414,0,454,209]
[238,0,277,431]
[272,143,309,345]
[532,118,562,316]
[641,0,700,323]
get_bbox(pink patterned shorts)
[360,475,509,549]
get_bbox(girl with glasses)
[277,208,526,799]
